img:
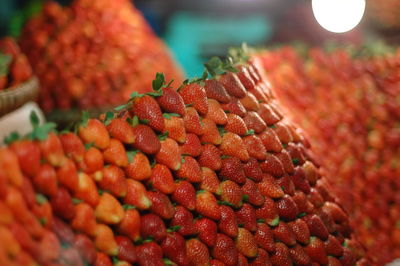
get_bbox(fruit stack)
[0,52,368,265]
[19,0,183,112]
[255,47,400,264]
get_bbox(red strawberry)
[161,232,189,265]
[257,174,284,199]
[180,133,202,157]
[131,95,165,132]
[291,191,312,214]
[286,143,306,166]
[219,205,238,237]
[94,252,113,266]
[325,235,343,257]
[236,227,258,258]
[211,259,227,266]
[289,244,311,265]
[163,114,186,144]
[125,151,152,181]
[260,153,285,177]
[218,180,243,208]
[305,237,328,264]
[198,144,222,171]
[242,134,267,161]
[10,140,41,177]
[257,103,280,126]
[272,123,293,144]
[302,161,319,186]
[95,192,124,224]
[172,180,196,210]
[240,92,260,112]
[157,87,186,117]
[11,54,32,83]
[258,128,283,152]
[220,157,246,184]
[170,206,198,236]
[9,223,36,256]
[327,256,342,266]
[254,222,275,253]
[272,221,296,246]
[200,118,222,145]
[140,213,167,242]
[242,179,265,206]
[20,177,36,208]
[236,65,255,89]
[125,179,151,210]
[74,234,97,264]
[33,164,58,197]
[287,219,310,245]
[243,112,266,134]
[57,158,79,192]
[249,248,271,266]
[118,209,141,242]
[99,165,127,197]
[50,188,75,221]
[155,138,181,171]
[236,203,257,232]
[75,172,99,207]
[147,191,175,219]
[115,236,137,263]
[179,83,209,115]
[308,188,324,208]
[39,132,65,167]
[94,224,118,255]
[205,99,228,125]
[212,233,239,266]
[136,241,164,266]
[243,158,263,182]
[78,118,110,149]
[195,217,218,247]
[37,231,61,263]
[221,96,246,117]
[204,79,230,103]
[71,203,97,237]
[81,146,104,174]
[290,167,311,194]
[131,124,161,154]
[275,150,295,175]
[303,214,329,240]
[106,118,135,144]
[186,238,210,265]
[276,195,299,221]
[220,132,249,161]
[183,107,204,135]
[103,138,128,167]
[322,202,347,223]
[150,164,175,194]
[200,167,220,194]
[196,190,221,220]
[224,113,248,136]
[59,132,85,162]
[338,248,357,266]
[176,155,202,183]
[218,72,246,98]
[269,242,292,266]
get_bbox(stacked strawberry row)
[255,47,400,264]
[0,55,367,265]
[19,0,183,112]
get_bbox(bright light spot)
[312,0,366,33]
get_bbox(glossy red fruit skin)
[171,206,198,236]
[212,233,239,266]
[220,157,246,184]
[131,124,161,155]
[135,241,164,266]
[172,180,196,210]
[179,83,209,115]
[157,87,186,117]
[161,232,189,265]
[219,205,238,238]
[195,217,218,247]
[140,213,167,242]
[131,95,165,132]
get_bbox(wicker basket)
[0,77,39,116]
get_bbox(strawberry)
[0,226,21,258]
[32,200,53,229]
[205,99,228,125]
[161,232,189,265]
[243,158,263,182]
[171,206,198,236]
[290,167,311,194]
[147,191,175,219]
[220,157,246,184]
[176,155,202,183]
[240,92,260,112]
[258,103,281,126]
[224,113,248,136]
[275,150,295,174]
[78,118,110,149]
[221,97,246,117]
[59,247,85,266]
[131,124,161,154]
[157,87,186,117]
[74,234,97,264]
[249,248,271,266]
[272,122,293,144]
[155,137,181,171]
[140,213,167,242]
[38,132,65,167]
[289,244,311,265]
[186,238,210,265]
[204,79,231,103]
[115,236,137,263]
[324,235,343,257]
[200,118,222,145]
[211,259,226,266]
[163,114,186,144]
[257,174,284,199]
[260,153,285,177]
[71,203,97,237]
[236,65,255,90]
[0,148,24,187]
[125,151,151,181]
[94,224,118,256]
[180,133,202,157]
[269,242,292,266]
[59,132,85,162]
[131,95,165,132]
[106,118,135,144]
[94,252,113,266]
[81,146,104,174]
[124,179,151,210]
[103,138,128,167]
[183,107,204,135]
[198,144,222,171]
[52,217,75,246]
[308,188,324,208]
[258,128,283,152]
[200,167,220,194]
[243,111,267,134]
[322,202,347,223]
[99,165,127,197]
[195,217,218,247]
[327,256,342,266]
[10,140,41,177]
[242,179,264,206]
[179,83,209,115]
[305,237,328,264]
[303,214,329,240]
[118,208,141,241]
[75,172,99,207]
[242,134,267,161]
[136,241,164,266]
[286,143,306,166]
[0,201,13,225]
[218,71,246,98]
[196,190,221,220]
[150,164,175,194]
[212,233,239,265]
[254,222,275,253]
[276,195,299,221]
[172,180,196,210]
[287,219,310,245]
[37,231,61,264]
[11,54,32,83]
[236,227,258,258]
[33,164,58,197]
[51,200,76,234]
[95,192,124,224]
[219,205,238,237]
[338,248,357,266]
[291,191,311,214]
[9,223,36,256]
[57,158,79,192]
[302,161,319,186]
[217,180,243,208]
[220,132,249,161]
[236,203,257,232]
[272,221,296,246]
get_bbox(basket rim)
[0,76,39,97]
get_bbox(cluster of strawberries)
[0,37,32,91]
[255,47,400,264]
[19,0,183,112]
[0,51,368,265]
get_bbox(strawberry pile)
[255,47,400,264]
[0,52,368,265]
[19,0,183,112]
[0,37,33,91]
